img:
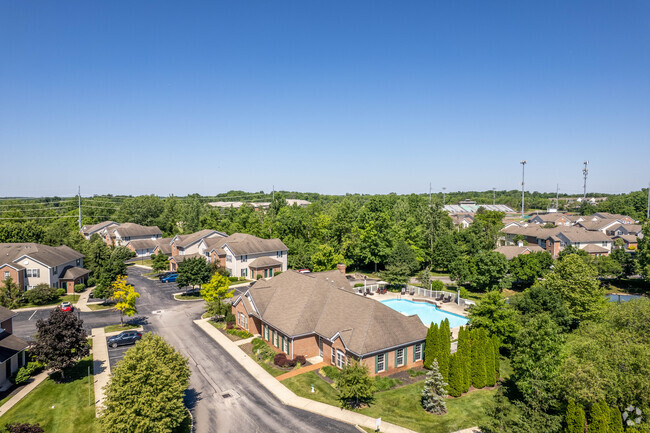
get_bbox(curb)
[105,326,144,337]
[172,293,206,302]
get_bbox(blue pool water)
[605,293,643,303]
[381,299,469,328]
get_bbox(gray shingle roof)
[0,243,84,268]
[127,239,158,250]
[112,223,162,238]
[0,306,15,323]
[0,332,29,363]
[219,233,288,256]
[173,230,226,249]
[81,221,118,235]
[60,266,90,280]
[241,271,427,356]
[248,257,282,269]
[493,245,544,260]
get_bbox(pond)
[605,293,644,303]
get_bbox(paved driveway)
[107,344,131,370]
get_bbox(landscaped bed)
[104,323,141,333]
[240,338,309,378]
[18,294,80,309]
[208,320,253,341]
[87,302,115,311]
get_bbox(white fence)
[411,285,475,308]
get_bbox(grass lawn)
[0,357,99,433]
[104,323,141,333]
[134,259,153,267]
[87,303,115,311]
[18,294,81,309]
[283,371,340,404]
[257,361,287,378]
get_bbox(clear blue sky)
[1,1,649,197]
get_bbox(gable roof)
[557,228,612,243]
[0,243,84,268]
[613,234,638,244]
[172,229,226,249]
[219,233,288,256]
[111,223,162,238]
[577,219,621,231]
[493,245,544,260]
[153,237,174,255]
[0,306,15,323]
[127,239,158,250]
[530,213,570,223]
[241,271,427,356]
[60,266,90,280]
[593,212,636,222]
[582,244,610,253]
[81,221,118,236]
[248,257,282,269]
[0,331,29,363]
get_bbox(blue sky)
[1,1,649,197]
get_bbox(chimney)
[337,263,346,274]
[517,240,524,247]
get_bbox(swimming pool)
[381,299,469,328]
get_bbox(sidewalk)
[75,289,93,312]
[0,370,50,417]
[91,327,110,416]
[276,361,327,382]
[194,318,416,433]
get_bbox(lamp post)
[442,187,446,206]
[582,161,589,200]
[492,187,496,206]
[520,160,527,219]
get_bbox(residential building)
[80,221,119,240]
[450,214,474,228]
[592,213,637,224]
[232,270,427,376]
[166,229,227,270]
[205,233,288,278]
[576,218,622,234]
[494,244,544,260]
[613,235,639,250]
[101,223,163,246]
[0,306,29,389]
[0,243,88,293]
[208,199,312,210]
[528,213,573,227]
[608,224,643,238]
[501,225,612,257]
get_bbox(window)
[396,348,404,367]
[239,313,246,328]
[226,255,233,263]
[242,255,247,263]
[336,350,345,369]
[3,271,9,280]
[26,269,40,278]
[76,259,80,266]
[414,343,422,361]
[273,331,278,347]
[284,337,289,354]
[53,266,57,275]
[375,353,385,373]
[241,269,247,277]
[277,251,282,258]
[264,325,269,341]
[331,347,336,365]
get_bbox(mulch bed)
[386,368,429,387]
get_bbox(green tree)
[484,335,496,387]
[437,318,451,381]
[431,233,459,271]
[609,406,624,433]
[0,221,45,243]
[447,353,463,397]
[543,254,606,322]
[100,334,190,433]
[201,272,233,315]
[594,255,623,278]
[470,328,487,389]
[471,251,509,291]
[151,250,169,272]
[564,399,586,433]
[335,363,375,409]
[176,257,211,289]
[509,251,553,288]
[468,290,518,350]
[32,309,89,379]
[492,334,500,379]
[416,268,432,289]
[388,240,420,275]
[589,401,609,433]
[456,326,471,392]
[510,284,572,332]
[310,244,344,272]
[112,276,140,326]
[424,323,439,369]
[421,360,448,415]
[449,255,475,286]
[637,223,650,281]
[382,262,411,286]
[0,277,22,309]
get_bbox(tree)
[456,326,471,393]
[416,268,432,289]
[335,363,375,409]
[424,323,439,370]
[637,223,650,281]
[447,353,463,397]
[509,251,553,288]
[468,290,518,350]
[449,255,475,286]
[589,401,609,433]
[23,283,58,306]
[484,335,496,387]
[151,250,169,273]
[431,234,459,271]
[609,406,624,433]
[176,257,211,289]
[471,251,509,291]
[388,240,420,275]
[0,277,22,309]
[310,244,344,272]
[112,276,140,326]
[594,255,623,278]
[382,262,411,286]
[437,318,451,381]
[470,328,487,389]
[421,360,448,414]
[543,254,606,322]
[564,399,586,433]
[201,272,233,315]
[32,309,89,379]
[3,423,45,433]
[101,334,190,433]
[510,284,572,332]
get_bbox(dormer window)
[277,251,283,258]
[241,255,247,263]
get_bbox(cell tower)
[582,161,589,200]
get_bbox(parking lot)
[107,344,131,370]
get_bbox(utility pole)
[582,161,589,200]
[272,185,275,202]
[520,160,527,219]
[492,187,496,206]
[647,182,649,220]
[78,186,81,230]
[429,183,432,204]
[442,187,446,206]
[556,184,559,210]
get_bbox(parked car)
[160,273,178,283]
[107,331,142,348]
[60,301,73,312]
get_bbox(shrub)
[56,288,66,297]
[274,271,282,276]
[23,284,59,305]
[374,376,402,391]
[321,365,341,380]
[274,353,287,366]
[408,368,427,377]
[86,277,96,287]
[294,355,306,365]
[251,338,275,361]
[431,280,445,291]
[74,284,85,293]
[225,312,236,324]
[226,328,253,339]
[228,277,239,283]
[354,283,364,288]
[226,323,234,330]
[256,275,263,280]
[13,362,44,385]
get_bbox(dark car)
[107,331,142,348]
[160,273,178,283]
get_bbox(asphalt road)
[13,266,358,433]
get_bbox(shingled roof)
[81,221,118,236]
[219,233,288,256]
[0,332,29,363]
[111,223,162,238]
[0,243,84,268]
[173,230,226,249]
[493,245,545,260]
[237,271,427,356]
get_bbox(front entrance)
[318,337,323,357]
